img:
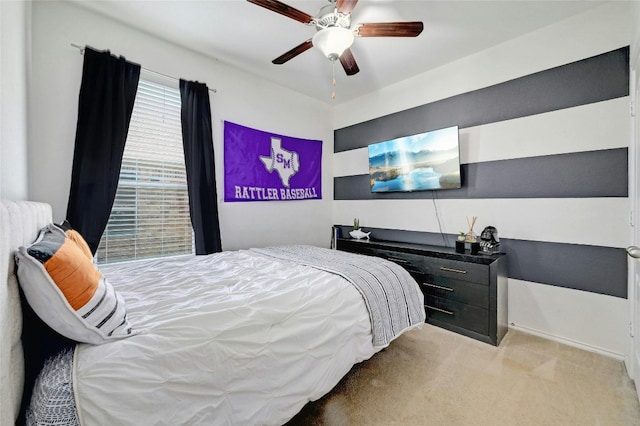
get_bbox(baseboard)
[508,323,626,362]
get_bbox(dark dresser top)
[337,238,505,266]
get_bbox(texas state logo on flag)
[223,121,322,202]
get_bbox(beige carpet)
[287,325,640,426]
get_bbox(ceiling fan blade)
[356,22,424,37]
[339,49,359,76]
[272,39,313,64]
[247,0,314,24]
[336,0,358,14]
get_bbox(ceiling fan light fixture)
[312,27,354,61]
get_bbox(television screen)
[368,126,461,193]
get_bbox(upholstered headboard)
[0,200,52,425]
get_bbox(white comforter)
[74,249,380,425]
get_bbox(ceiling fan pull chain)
[332,59,337,100]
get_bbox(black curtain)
[179,79,222,255]
[66,47,140,254]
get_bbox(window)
[96,78,194,264]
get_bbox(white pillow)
[15,224,135,345]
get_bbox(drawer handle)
[387,257,408,264]
[440,266,467,274]
[423,283,454,292]
[425,305,454,315]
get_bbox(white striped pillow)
[15,224,135,344]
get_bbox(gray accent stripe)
[500,238,627,299]
[335,148,628,200]
[335,227,627,299]
[335,47,630,153]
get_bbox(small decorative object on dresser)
[455,232,466,253]
[480,226,500,254]
[349,218,370,239]
[465,216,478,242]
[470,241,480,255]
[349,229,371,240]
[330,226,342,249]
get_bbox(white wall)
[28,1,333,251]
[0,0,30,200]
[332,2,632,359]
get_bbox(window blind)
[96,79,194,264]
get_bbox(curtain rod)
[70,43,217,93]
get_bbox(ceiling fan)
[247,0,424,76]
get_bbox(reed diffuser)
[465,216,477,242]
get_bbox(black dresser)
[336,238,508,346]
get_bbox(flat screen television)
[368,126,461,193]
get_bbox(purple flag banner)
[224,121,322,202]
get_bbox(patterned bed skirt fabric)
[27,348,79,426]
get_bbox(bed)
[1,199,425,425]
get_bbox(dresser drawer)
[416,276,489,308]
[339,244,377,257]
[422,257,489,285]
[424,295,489,336]
[371,248,425,274]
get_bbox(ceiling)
[70,0,607,105]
